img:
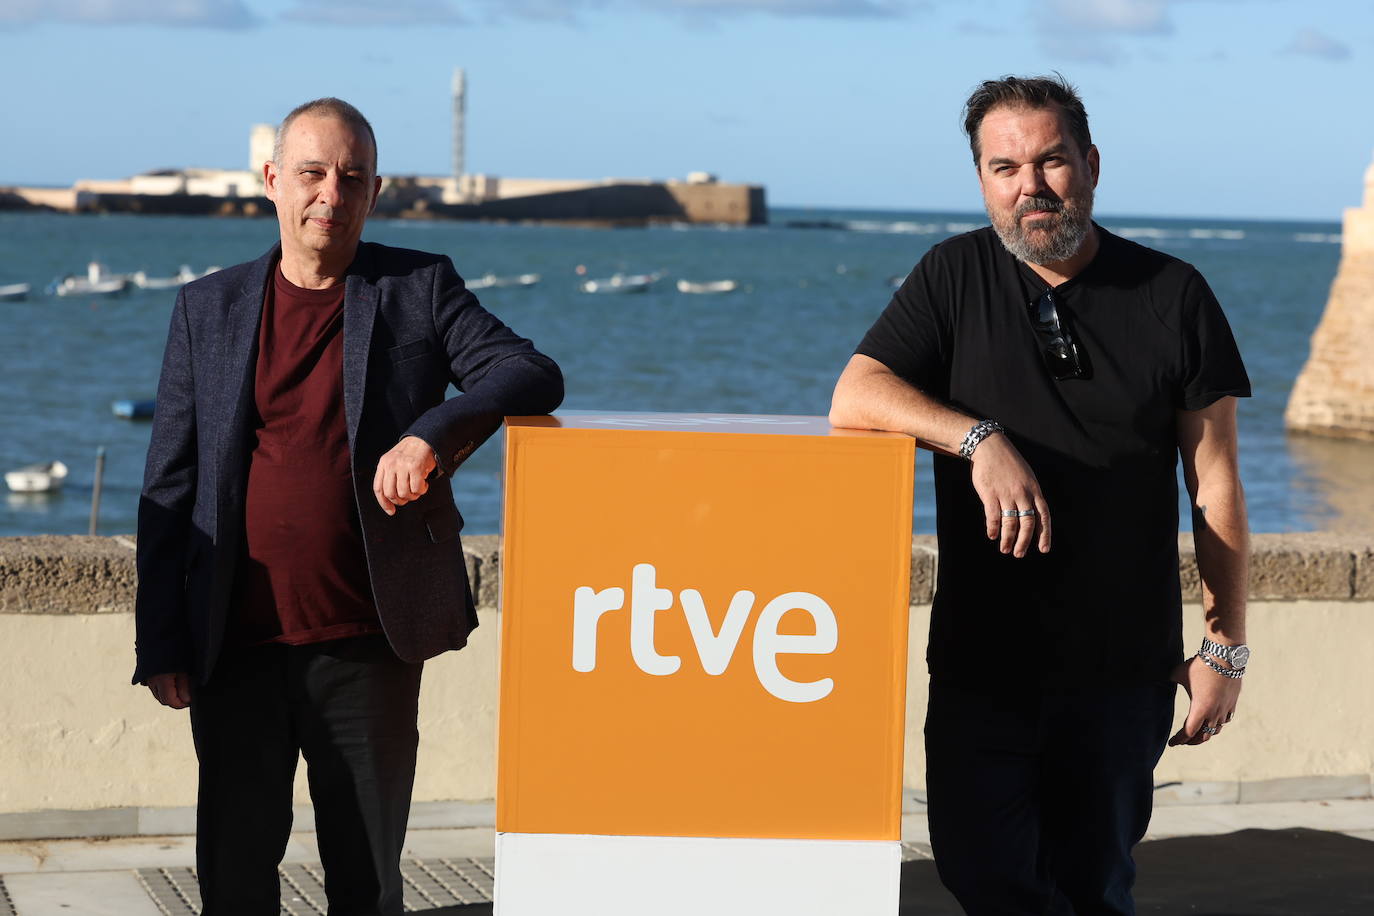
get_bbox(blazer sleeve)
[403,256,564,475]
[132,289,199,684]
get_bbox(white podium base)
[495,832,900,915]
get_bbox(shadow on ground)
[898,829,1374,915]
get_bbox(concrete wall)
[1,533,1370,839]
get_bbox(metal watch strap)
[958,419,1004,460]
[1197,652,1245,679]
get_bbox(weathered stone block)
[463,534,502,609]
[1177,534,1201,602]
[0,535,137,615]
[911,536,938,605]
[1356,545,1374,600]
[1249,532,1354,600]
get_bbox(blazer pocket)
[388,339,434,363]
[423,507,464,544]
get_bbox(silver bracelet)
[958,419,1004,460]
[1196,652,1245,679]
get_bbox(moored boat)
[467,272,541,291]
[0,282,30,301]
[4,461,69,494]
[580,272,660,294]
[51,262,130,298]
[112,399,157,419]
[676,279,738,295]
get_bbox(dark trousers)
[925,679,1175,916]
[189,634,423,916]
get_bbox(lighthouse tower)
[452,67,466,179]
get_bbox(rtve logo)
[571,563,838,704]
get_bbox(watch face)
[1231,645,1250,668]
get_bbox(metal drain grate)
[0,877,17,916]
[137,857,496,914]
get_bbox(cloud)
[1030,0,1180,65]
[0,0,256,28]
[277,0,912,27]
[1283,27,1350,61]
[1039,0,1170,35]
[639,0,910,17]
[280,0,468,26]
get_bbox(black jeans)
[189,634,423,916]
[925,679,1175,916]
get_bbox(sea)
[3,207,1371,538]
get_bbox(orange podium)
[495,412,914,915]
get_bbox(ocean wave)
[1188,228,1246,240]
[844,220,944,234]
[1110,226,1175,240]
[1293,233,1343,244]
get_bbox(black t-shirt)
[857,225,1250,687]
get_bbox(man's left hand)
[1168,654,1242,746]
[373,436,438,516]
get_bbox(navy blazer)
[133,242,563,685]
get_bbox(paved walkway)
[1,798,1371,914]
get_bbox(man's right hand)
[970,433,1052,558]
[147,672,192,709]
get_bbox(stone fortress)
[0,68,766,226]
[1286,149,1374,440]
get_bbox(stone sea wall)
[1,533,1371,840]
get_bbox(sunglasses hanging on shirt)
[1027,289,1086,380]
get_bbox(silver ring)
[1016,509,1037,517]
[1001,509,1019,518]
[1201,725,1219,735]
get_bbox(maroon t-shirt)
[231,265,382,646]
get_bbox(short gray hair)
[273,97,378,173]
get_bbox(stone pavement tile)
[402,827,496,860]
[1147,798,1374,840]
[901,813,930,846]
[5,870,163,916]
[0,836,194,873]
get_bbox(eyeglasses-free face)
[1027,289,1085,380]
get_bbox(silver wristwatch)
[1199,637,1250,670]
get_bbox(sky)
[2,0,1372,221]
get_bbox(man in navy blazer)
[133,98,562,915]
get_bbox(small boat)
[132,265,200,290]
[676,279,738,295]
[51,262,130,298]
[580,273,660,294]
[467,272,541,291]
[112,399,157,420]
[0,282,30,301]
[5,461,69,494]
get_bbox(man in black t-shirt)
[831,75,1251,915]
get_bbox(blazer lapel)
[216,245,276,482]
[343,244,380,451]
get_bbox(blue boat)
[112,399,156,420]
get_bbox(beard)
[988,189,1094,266]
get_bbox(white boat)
[676,279,738,295]
[0,282,30,301]
[132,265,200,290]
[580,273,660,294]
[52,262,130,297]
[467,272,541,291]
[5,461,69,494]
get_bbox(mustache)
[1015,197,1064,218]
